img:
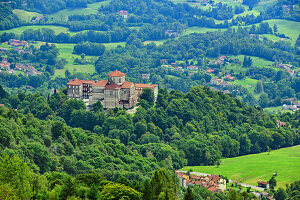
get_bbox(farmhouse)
[67,71,158,109]
[257,181,270,189]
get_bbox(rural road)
[177,171,264,191]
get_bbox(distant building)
[206,68,214,73]
[118,10,128,18]
[257,181,270,189]
[141,74,150,79]
[186,65,199,71]
[176,171,226,192]
[67,71,158,109]
[223,74,234,81]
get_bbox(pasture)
[181,145,300,188]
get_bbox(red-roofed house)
[67,71,158,109]
[258,181,270,189]
[207,69,214,73]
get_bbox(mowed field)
[181,145,300,188]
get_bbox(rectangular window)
[110,91,113,96]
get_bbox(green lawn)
[13,9,43,22]
[181,145,300,188]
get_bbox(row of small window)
[69,85,79,89]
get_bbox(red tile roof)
[258,181,269,185]
[93,80,108,87]
[135,83,158,89]
[105,82,121,90]
[121,81,134,88]
[67,79,97,86]
[67,79,84,86]
[207,69,214,73]
[108,70,125,77]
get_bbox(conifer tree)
[184,187,194,200]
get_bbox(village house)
[0,60,10,70]
[186,65,199,71]
[282,104,298,111]
[174,66,183,72]
[210,78,222,85]
[32,16,44,23]
[9,39,28,47]
[118,10,128,18]
[206,68,214,73]
[223,74,234,81]
[176,171,226,192]
[67,71,158,109]
[160,59,167,64]
[219,81,229,87]
[141,74,150,79]
[165,30,180,38]
[257,181,270,189]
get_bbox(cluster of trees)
[0,4,21,30]
[242,0,260,10]
[73,42,106,56]
[14,0,105,14]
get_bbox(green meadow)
[13,9,43,22]
[48,1,110,22]
[181,145,300,188]
[183,27,224,35]
[52,42,125,78]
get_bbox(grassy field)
[232,19,300,45]
[144,40,166,46]
[13,9,43,22]
[181,145,300,188]
[263,19,300,45]
[254,0,278,12]
[263,106,294,114]
[183,27,224,35]
[48,1,110,22]
[51,42,125,78]
[0,25,70,35]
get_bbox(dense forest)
[0,84,299,199]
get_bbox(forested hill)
[0,85,299,177]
